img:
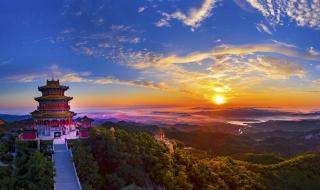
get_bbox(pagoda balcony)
[35,95,73,101]
[42,91,65,96]
[37,105,70,110]
[38,85,69,91]
[31,110,76,118]
[36,119,73,125]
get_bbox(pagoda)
[31,79,76,138]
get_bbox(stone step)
[53,142,81,190]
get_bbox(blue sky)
[0,0,320,113]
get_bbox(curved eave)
[31,111,76,119]
[38,86,69,91]
[34,95,73,101]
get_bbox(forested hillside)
[71,126,320,190]
[0,120,54,190]
[0,141,54,190]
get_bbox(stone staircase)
[53,139,81,190]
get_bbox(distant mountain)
[251,154,320,190]
[93,117,121,125]
[194,108,320,119]
[0,114,31,123]
[297,129,320,141]
[171,122,245,135]
[101,120,159,134]
[246,119,320,133]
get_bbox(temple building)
[75,116,94,138]
[0,119,5,125]
[154,129,174,153]
[75,116,94,128]
[30,79,76,139]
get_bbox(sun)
[212,95,226,105]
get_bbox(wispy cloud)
[60,73,91,83]
[155,18,171,27]
[60,73,170,90]
[128,43,319,69]
[245,0,320,29]
[59,38,319,103]
[256,22,272,35]
[0,58,14,66]
[243,56,305,79]
[94,77,169,90]
[110,42,320,103]
[8,74,48,82]
[271,40,296,48]
[138,6,147,13]
[307,46,320,56]
[8,68,171,92]
[110,25,131,32]
[116,36,140,44]
[72,46,95,56]
[156,0,219,31]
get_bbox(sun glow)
[212,95,226,105]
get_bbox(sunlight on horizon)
[212,95,226,105]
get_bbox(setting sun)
[212,95,226,105]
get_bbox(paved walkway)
[53,139,81,190]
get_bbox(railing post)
[68,143,82,190]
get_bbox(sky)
[0,0,320,114]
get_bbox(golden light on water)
[212,95,226,105]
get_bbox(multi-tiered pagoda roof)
[31,111,75,118]
[34,95,73,101]
[31,79,76,119]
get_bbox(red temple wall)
[42,89,65,96]
[36,119,73,125]
[38,103,70,110]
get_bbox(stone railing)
[66,140,82,190]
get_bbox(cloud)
[0,58,14,66]
[110,25,131,32]
[94,77,170,90]
[63,74,170,90]
[307,46,320,56]
[207,55,305,88]
[131,37,140,44]
[115,36,141,44]
[43,69,171,90]
[138,6,147,13]
[60,73,90,83]
[60,28,75,34]
[8,74,47,82]
[72,46,95,56]
[128,43,319,69]
[8,67,171,92]
[61,33,318,102]
[81,72,92,76]
[271,40,296,48]
[212,84,231,92]
[250,56,305,78]
[155,18,171,27]
[245,0,320,29]
[75,41,89,47]
[111,42,320,103]
[98,42,110,48]
[156,0,219,30]
[256,23,272,34]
